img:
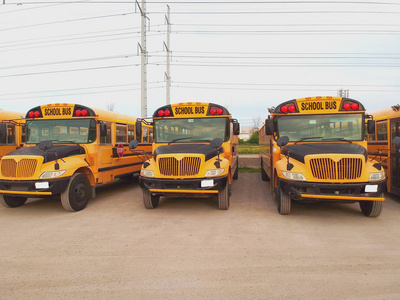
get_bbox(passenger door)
[390,118,400,195]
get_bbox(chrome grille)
[1,158,38,178]
[158,157,201,176]
[310,158,362,180]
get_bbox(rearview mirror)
[265,119,275,135]
[129,140,139,150]
[367,119,375,135]
[233,122,240,135]
[210,138,223,149]
[277,136,289,147]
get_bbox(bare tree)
[252,115,262,132]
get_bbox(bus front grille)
[158,157,201,176]
[1,158,38,178]
[310,158,362,180]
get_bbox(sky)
[0,0,400,128]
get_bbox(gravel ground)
[1,173,400,299]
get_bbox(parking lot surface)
[1,173,400,299]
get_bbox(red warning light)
[281,106,288,113]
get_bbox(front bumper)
[0,177,70,198]
[139,176,228,196]
[280,178,386,202]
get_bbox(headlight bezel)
[39,170,66,179]
[140,169,155,178]
[205,168,225,178]
[369,171,385,182]
[281,171,306,181]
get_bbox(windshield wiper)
[168,136,193,145]
[299,136,323,141]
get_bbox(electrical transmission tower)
[337,89,349,98]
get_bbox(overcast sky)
[0,0,400,127]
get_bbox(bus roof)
[25,103,139,124]
[369,105,400,121]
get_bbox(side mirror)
[233,122,240,136]
[38,140,53,151]
[265,119,275,135]
[210,138,223,149]
[129,139,139,150]
[394,136,400,147]
[367,120,375,135]
[136,120,142,138]
[0,123,6,140]
[100,123,107,137]
[277,136,289,147]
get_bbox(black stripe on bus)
[98,162,143,172]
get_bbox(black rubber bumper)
[0,177,71,198]
[139,176,228,193]
[279,178,386,200]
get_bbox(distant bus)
[0,109,25,159]
[367,105,400,196]
[134,102,240,210]
[0,103,150,211]
[259,96,385,217]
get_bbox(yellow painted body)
[0,109,25,159]
[0,103,150,197]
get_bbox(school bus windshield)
[154,117,229,143]
[277,113,363,142]
[26,119,96,144]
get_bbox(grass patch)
[239,167,261,173]
[238,144,259,154]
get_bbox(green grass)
[238,167,261,173]
[238,144,259,154]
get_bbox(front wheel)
[218,183,230,210]
[143,189,160,209]
[0,195,27,208]
[61,173,91,212]
[277,186,291,215]
[359,196,383,217]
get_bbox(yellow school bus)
[259,96,385,217]
[0,109,25,159]
[135,102,240,210]
[367,105,400,196]
[0,103,150,211]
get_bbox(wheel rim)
[73,183,88,203]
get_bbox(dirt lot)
[1,173,400,299]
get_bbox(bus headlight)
[140,169,155,178]
[205,168,225,177]
[369,171,385,182]
[282,171,306,181]
[39,170,66,179]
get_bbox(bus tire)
[0,195,27,208]
[143,189,159,209]
[61,173,91,212]
[277,187,291,215]
[261,159,269,181]
[233,160,239,180]
[218,182,230,210]
[359,197,383,217]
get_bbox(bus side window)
[128,125,135,142]
[100,122,112,144]
[149,127,153,143]
[143,127,148,143]
[116,124,127,143]
[0,124,16,145]
[377,121,388,141]
[21,125,26,143]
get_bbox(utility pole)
[137,0,147,118]
[164,5,171,104]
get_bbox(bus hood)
[154,144,220,161]
[6,144,85,163]
[282,143,368,164]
